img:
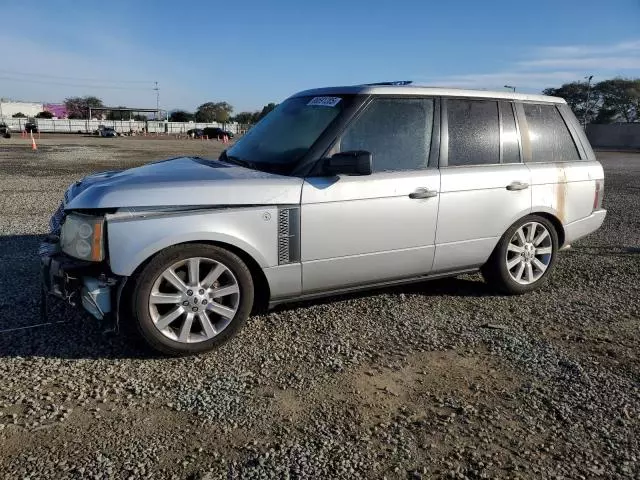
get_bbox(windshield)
[224,95,351,174]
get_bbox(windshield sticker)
[307,96,342,107]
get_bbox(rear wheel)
[130,244,254,355]
[482,215,559,294]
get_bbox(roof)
[292,84,565,104]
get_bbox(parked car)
[0,122,11,138]
[203,127,234,140]
[186,128,204,138]
[24,121,38,133]
[98,126,118,137]
[39,83,606,356]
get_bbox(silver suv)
[40,83,606,355]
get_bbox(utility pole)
[153,81,159,120]
[504,85,516,92]
[583,75,593,128]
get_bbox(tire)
[481,215,559,295]
[130,244,254,356]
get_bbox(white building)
[0,99,44,119]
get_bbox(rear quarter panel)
[528,161,604,225]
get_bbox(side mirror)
[323,150,372,176]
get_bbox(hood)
[65,156,303,210]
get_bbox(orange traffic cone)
[30,132,37,150]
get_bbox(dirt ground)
[0,136,638,479]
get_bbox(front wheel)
[130,244,254,356]
[482,215,559,294]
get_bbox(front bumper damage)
[39,235,124,331]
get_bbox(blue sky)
[1,0,639,113]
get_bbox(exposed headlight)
[60,214,105,261]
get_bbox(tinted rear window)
[523,104,579,162]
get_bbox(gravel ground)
[0,136,638,479]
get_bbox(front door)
[300,97,441,293]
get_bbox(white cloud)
[415,39,640,92]
[519,57,640,70]
[534,40,640,58]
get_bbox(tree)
[543,77,640,124]
[195,102,234,123]
[169,110,194,122]
[233,111,255,124]
[12,112,26,118]
[256,103,277,122]
[594,78,640,123]
[543,82,600,125]
[35,111,54,119]
[214,102,233,124]
[195,103,215,122]
[64,96,104,119]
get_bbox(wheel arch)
[123,240,271,315]
[484,211,566,267]
[530,211,566,247]
[481,212,563,294]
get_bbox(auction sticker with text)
[307,96,342,107]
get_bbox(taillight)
[593,179,604,211]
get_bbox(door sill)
[268,268,479,309]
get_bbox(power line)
[0,75,153,90]
[0,69,150,84]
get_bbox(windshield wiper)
[219,150,259,170]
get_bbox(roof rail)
[361,80,413,86]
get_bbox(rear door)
[433,98,532,272]
[517,102,599,227]
[300,97,441,293]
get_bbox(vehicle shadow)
[0,234,497,360]
[567,245,640,256]
[270,274,497,314]
[0,234,154,360]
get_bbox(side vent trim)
[277,207,300,264]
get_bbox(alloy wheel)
[505,221,553,285]
[148,257,240,343]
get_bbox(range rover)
[40,82,606,355]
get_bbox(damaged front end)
[39,196,125,331]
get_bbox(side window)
[500,101,520,163]
[336,98,433,172]
[523,103,579,162]
[447,99,500,166]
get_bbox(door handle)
[506,181,529,191]
[409,188,438,199]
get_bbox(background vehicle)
[98,126,118,137]
[24,120,38,133]
[0,122,11,138]
[203,127,234,139]
[186,128,204,138]
[40,84,606,356]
